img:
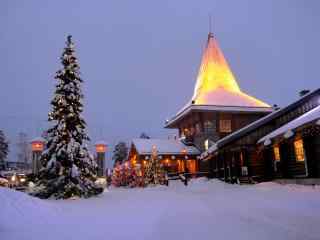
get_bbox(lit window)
[294,139,305,162]
[220,120,232,133]
[204,139,209,151]
[273,146,280,162]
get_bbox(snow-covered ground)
[1,179,320,240]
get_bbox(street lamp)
[30,137,45,174]
[95,141,107,177]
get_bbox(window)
[220,119,232,133]
[204,139,209,151]
[204,120,214,133]
[294,139,305,162]
[183,128,189,137]
[273,146,280,162]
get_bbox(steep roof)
[166,33,272,128]
[191,33,270,108]
[131,138,200,155]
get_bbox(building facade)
[128,139,200,174]
[201,89,320,183]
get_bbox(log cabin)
[201,89,320,183]
[128,138,200,174]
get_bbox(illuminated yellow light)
[273,146,280,161]
[294,139,305,162]
[95,144,106,153]
[31,141,44,151]
[191,34,270,108]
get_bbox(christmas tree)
[144,146,165,185]
[32,35,102,199]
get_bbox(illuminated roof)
[166,33,272,128]
[192,32,270,107]
[131,139,200,155]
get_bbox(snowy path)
[1,179,320,240]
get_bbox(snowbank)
[1,179,320,240]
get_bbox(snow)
[30,136,45,143]
[166,103,273,128]
[131,138,200,155]
[95,140,107,145]
[258,105,320,144]
[1,179,320,240]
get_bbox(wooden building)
[165,32,273,172]
[128,139,200,174]
[201,89,320,182]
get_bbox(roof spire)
[190,33,270,108]
[208,14,214,38]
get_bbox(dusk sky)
[1,0,319,161]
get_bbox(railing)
[167,171,209,180]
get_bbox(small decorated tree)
[144,146,165,185]
[32,36,102,199]
[111,162,144,188]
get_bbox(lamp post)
[30,137,45,174]
[95,141,107,177]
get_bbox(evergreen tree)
[32,36,102,199]
[112,142,128,166]
[0,130,9,169]
[139,132,150,139]
[144,146,164,185]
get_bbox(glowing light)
[181,148,187,154]
[191,33,270,108]
[31,141,44,152]
[95,143,107,153]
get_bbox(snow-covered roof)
[30,137,45,143]
[166,33,272,128]
[165,103,273,128]
[95,140,107,146]
[258,105,320,144]
[199,89,320,159]
[131,138,200,155]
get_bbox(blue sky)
[1,0,319,161]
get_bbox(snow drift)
[1,179,320,240]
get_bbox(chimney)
[299,89,310,97]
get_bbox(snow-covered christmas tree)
[32,35,103,199]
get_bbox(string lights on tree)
[31,35,103,199]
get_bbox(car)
[2,172,28,189]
